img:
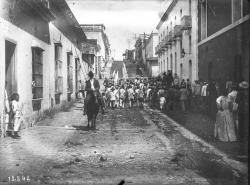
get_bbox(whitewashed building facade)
[0,0,90,134]
[156,0,198,82]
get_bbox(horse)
[85,90,100,129]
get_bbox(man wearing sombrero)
[83,71,105,115]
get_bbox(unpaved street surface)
[0,101,247,185]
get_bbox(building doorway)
[189,60,192,81]
[5,40,17,96]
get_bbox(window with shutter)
[32,47,43,111]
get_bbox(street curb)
[145,107,248,175]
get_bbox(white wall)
[0,17,88,123]
[157,0,198,81]
[84,31,106,76]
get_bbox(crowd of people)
[3,69,249,145]
[100,70,249,144]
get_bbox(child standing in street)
[11,93,23,139]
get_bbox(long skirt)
[214,110,237,142]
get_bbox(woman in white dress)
[214,89,237,142]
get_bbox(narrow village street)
[0,100,247,185]
[0,0,249,185]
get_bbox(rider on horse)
[83,71,105,115]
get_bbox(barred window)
[32,47,44,111]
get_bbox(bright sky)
[67,0,170,60]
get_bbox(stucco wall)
[84,31,106,77]
[146,33,158,58]
[157,0,198,82]
[0,17,87,123]
[0,0,51,44]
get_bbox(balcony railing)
[174,25,182,38]
[181,15,192,30]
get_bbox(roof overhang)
[24,0,56,22]
[156,0,177,30]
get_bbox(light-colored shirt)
[201,84,208,96]
[160,97,166,105]
[114,89,119,99]
[90,79,94,90]
[146,88,152,98]
[174,77,179,85]
[12,100,23,118]
[119,88,125,98]
[135,89,140,94]
[228,90,237,103]
[110,91,116,101]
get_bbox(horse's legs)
[93,118,96,129]
[92,116,96,129]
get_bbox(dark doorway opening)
[5,40,17,96]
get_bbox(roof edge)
[156,0,177,30]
